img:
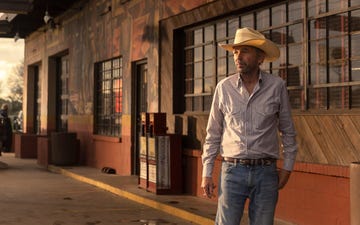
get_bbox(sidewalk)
[2,153,294,225]
[47,163,218,225]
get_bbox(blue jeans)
[215,161,279,225]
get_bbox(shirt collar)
[236,70,263,88]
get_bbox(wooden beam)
[0,20,11,34]
[0,0,33,14]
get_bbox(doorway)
[131,59,148,175]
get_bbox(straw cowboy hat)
[219,27,280,62]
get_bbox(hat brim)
[219,39,280,62]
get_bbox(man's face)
[232,45,265,75]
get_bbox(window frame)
[94,56,123,137]
[180,0,360,114]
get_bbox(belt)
[223,157,276,166]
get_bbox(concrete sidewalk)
[47,163,218,225]
[2,153,293,225]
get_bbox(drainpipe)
[350,162,360,225]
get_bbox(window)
[57,55,69,131]
[182,0,360,112]
[94,57,123,137]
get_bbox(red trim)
[92,135,121,143]
[184,148,350,178]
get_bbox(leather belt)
[223,157,276,166]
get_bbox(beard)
[236,61,257,75]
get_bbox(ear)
[258,56,265,65]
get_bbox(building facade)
[16,0,360,224]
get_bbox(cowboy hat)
[219,27,280,62]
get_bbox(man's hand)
[278,169,291,189]
[201,177,215,198]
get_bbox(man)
[0,104,13,153]
[201,27,298,225]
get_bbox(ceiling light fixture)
[43,10,52,24]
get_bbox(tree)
[1,59,24,115]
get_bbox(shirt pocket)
[225,105,246,130]
[254,103,279,130]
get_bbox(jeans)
[215,161,279,225]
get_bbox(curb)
[48,165,214,225]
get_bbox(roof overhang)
[0,0,80,39]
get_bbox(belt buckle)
[250,159,256,166]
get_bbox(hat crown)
[218,27,280,62]
[234,27,265,44]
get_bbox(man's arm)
[278,81,298,188]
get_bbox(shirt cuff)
[282,158,295,172]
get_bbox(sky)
[0,38,24,99]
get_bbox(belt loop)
[234,158,237,166]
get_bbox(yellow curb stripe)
[48,165,214,225]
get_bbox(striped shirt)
[202,71,298,177]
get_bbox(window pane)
[310,19,327,40]
[328,13,348,37]
[352,0,360,6]
[308,88,327,109]
[328,0,348,12]
[204,26,214,42]
[329,37,348,62]
[194,29,202,44]
[216,22,226,40]
[204,78,213,93]
[256,9,269,30]
[288,23,303,43]
[288,66,302,86]
[329,62,349,82]
[329,86,349,109]
[241,13,254,28]
[194,96,202,111]
[217,58,226,76]
[289,44,303,66]
[352,86,360,108]
[310,65,327,84]
[351,60,360,81]
[185,80,193,94]
[185,30,194,46]
[350,10,360,32]
[186,97,193,111]
[194,62,202,78]
[310,40,327,64]
[204,45,213,60]
[271,28,286,45]
[194,78,202,94]
[185,49,194,63]
[204,60,214,77]
[228,54,236,74]
[289,0,303,22]
[351,34,360,57]
[272,4,286,26]
[194,47,202,61]
[228,18,239,37]
[289,89,303,109]
[185,64,193,79]
[308,0,326,17]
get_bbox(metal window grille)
[182,0,360,112]
[94,57,123,137]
